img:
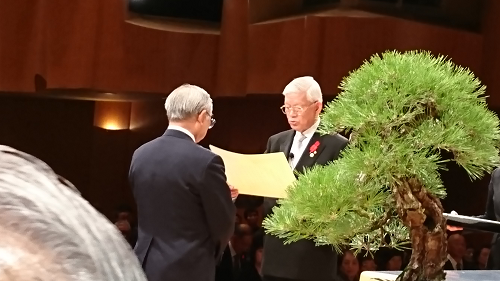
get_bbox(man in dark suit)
[479,167,500,269]
[129,84,238,281]
[216,223,254,281]
[452,168,500,269]
[262,76,348,281]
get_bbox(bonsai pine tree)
[263,50,500,281]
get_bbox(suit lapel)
[279,130,295,159]
[295,133,326,173]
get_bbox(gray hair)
[282,76,323,103]
[0,145,147,281]
[164,84,213,122]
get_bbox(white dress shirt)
[447,254,463,270]
[167,125,195,142]
[289,118,320,169]
[228,242,240,270]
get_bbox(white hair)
[282,76,323,103]
[0,145,147,281]
[164,84,213,121]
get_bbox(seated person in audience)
[360,255,377,272]
[384,251,404,271]
[0,145,146,281]
[444,233,476,270]
[235,195,264,211]
[338,250,360,281]
[114,204,138,247]
[475,246,491,270]
[236,213,243,224]
[216,224,254,281]
[464,247,475,264]
[239,233,264,281]
[244,208,261,233]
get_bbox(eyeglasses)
[280,102,317,115]
[209,115,216,129]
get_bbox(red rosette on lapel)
[309,141,320,157]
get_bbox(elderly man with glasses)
[261,76,349,281]
[129,84,238,281]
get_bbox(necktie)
[297,134,306,150]
[290,134,306,168]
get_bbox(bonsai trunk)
[393,178,448,281]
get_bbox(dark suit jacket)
[216,246,236,281]
[129,129,236,281]
[238,262,262,281]
[443,259,476,270]
[479,167,500,270]
[261,129,349,281]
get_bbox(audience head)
[447,233,467,260]
[0,145,147,281]
[339,250,360,281]
[244,209,259,229]
[360,255,377,272]
[115,204,133,222]
[281,76,323,133]
[475,246,490,269]
[464,247,474,262]
[386,253,403,271]
[231,224,253,254]
[235,214,242,225]
[164,84,214,143]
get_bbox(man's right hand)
[115,220,131,234]
[446,210,463,231]
[228,183,239,201]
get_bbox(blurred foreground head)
[0,145,146,281]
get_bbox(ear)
[316,102,323,114]
[197,109,207,123]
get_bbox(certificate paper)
[209,145,296,198]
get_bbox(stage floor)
[360,270,500,281]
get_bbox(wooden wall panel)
[43,0,101,88]
[481,0,500,106]
[215,0,250,96]
[0,1,44,92]
[0,0,498,104]
[0,0,220,95]
[247,18,307,93]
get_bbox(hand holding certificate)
[210,145,296,198]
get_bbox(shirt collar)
[228,241,236,257]
[295,118,320,139]
[447,254,462,269]
[167,125,195,142]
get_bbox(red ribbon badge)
[309,141,320,157]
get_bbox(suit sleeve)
[199,155,236,259]
[264,136,273,154]
[478,168,499,220]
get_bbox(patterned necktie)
[290,134,306,168]
[297,134,306,150]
